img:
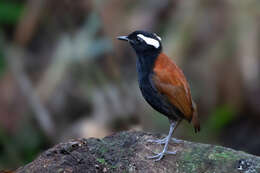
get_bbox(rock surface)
[16,131,260,173]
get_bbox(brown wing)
[153,53,200,132]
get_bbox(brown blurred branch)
[14,0,46,46]
[5,47,55,138]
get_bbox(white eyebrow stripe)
[137,34,160,48]
[154,33,161,41]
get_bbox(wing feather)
[153,53,193,121]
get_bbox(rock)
[16,131,260,173]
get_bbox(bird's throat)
[136,53,158,75]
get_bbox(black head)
[117,30,162,55]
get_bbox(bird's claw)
[171,138,182,144]
[147,137,182,145]
[147,137,167,144]
[147,150,177,161]
[147,153,164,161]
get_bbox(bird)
[117,30,200,161]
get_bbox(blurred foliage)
[0,52,5,77]
[0,121,48,169]
[0,0,260,170]
[206,105,236,132]
[0,0,24,25]
[0,0,23,78]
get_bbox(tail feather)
[191,101,200,133]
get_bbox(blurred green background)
[0,0,260,170]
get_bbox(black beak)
[117,36,129,41]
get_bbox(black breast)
[136,57,181,121]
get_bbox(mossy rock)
[16,131,260,173]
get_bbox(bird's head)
[117,30,162,55]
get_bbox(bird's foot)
[147,137,182,145]
[147,150,177,161]
[171,138,182,144]
[147,137,167,144]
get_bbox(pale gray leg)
[147,121,178,161]
[147,137,167,144]
[171,138,182,143]
[148,137,182,144]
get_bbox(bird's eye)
[137,37,143,43]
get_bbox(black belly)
[136,56,182,121]
[138,74,182,121]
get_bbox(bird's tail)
[191,101,200,133]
